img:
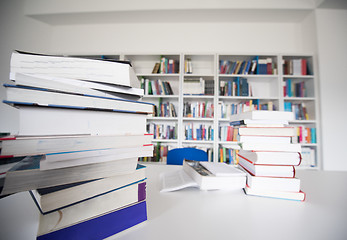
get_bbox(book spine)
[37,201,147,240]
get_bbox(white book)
[40,145,154,170]
[0,134,153,157]
[182,160,246,190]
[237,126,295,137]
[11,73,144,98]
[240,142,301,152]
[238,156,295,177]
[230,110,294,121]
[10,51,140,88]
[1,156,139,195]
[241,167,301,192]
[37,180,146,236]
[4,85,153,114]
[239,135,291,144]
[238,150,301,165]
[30,165,146,214]
[244,185,305,201]
[229,119,289,127]
[12,105,147,136]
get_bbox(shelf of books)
[281,55,319,169]
[117,53,320,169]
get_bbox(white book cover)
[10,51,140,88]
[14,105,147,136]
[1,134,153,157]
[230,110,294,121]
[238,150,301,165]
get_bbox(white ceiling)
[23,0,347,26]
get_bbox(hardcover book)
[36,181,146,235]
[10,50,140,88]
[30,165,146,214]
[0,155,139,195]
[37,201,148,240]
[4,84,154,114]
[10,105,149,136]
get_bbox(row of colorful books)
[284,102,309,120]
[219,57,277,75]
[218,100,276,119]
[147,123,178,140]
[283,79,307,97]
[184,123,214,141]
[219,148,239,165]
[283,58,310,75]
[0,50,154,239]
[154,100,177,117]
[292,126,317,144]
[219,77,252,97]
[141,78,174,95]
[183,101,214,118]
[152,57,179,74]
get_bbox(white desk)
[1,164,347,240]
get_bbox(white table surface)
[1,164,347,240]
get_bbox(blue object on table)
[167,148,208,165]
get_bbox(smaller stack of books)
[0,50,155,239]
[229,110,306,201]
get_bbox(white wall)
[50,22,303,54]
[315,9,347,171]
[0,0,52,133]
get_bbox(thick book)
[229,119,289,127]
[0,155,139,195]
[10,50,140,88]
[10,105,148,136]
[236,126,295,137]
[238,150,302,165]
[36,180,146,236]
[230,110,294,121]
[36,200,147,240]
[4,84,154,114]
[40,145,153,170]
[182,160,246,190]
[238,135,291,144]
[240,167,301,192]
[11,73,144,98]
[239,142,301,152]
[0,134,153,157]
[238,155,295,178]
[244,185,306,202]
[30,165,146,214]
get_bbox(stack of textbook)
[229,110,306,201]
[0,51,154,239]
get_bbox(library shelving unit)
[73,53,320,169]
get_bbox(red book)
[301,59,307,75]
[238,154,296,178]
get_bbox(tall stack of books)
[0,51,154,239]
[229,110,306,201]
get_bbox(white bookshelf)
[76,53,319,169]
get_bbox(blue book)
[311,128,317,143]
[37,201,147,240]
[228,81,232,96]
